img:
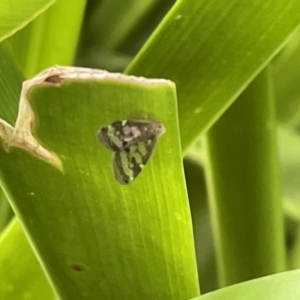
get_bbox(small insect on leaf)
[97,120,165,184]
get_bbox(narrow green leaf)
[204,69,285,286]
[0,0,56,42]
[126,0,300,150]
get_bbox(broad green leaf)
[126,0,300,150]
[191,269,300,300]
[0,66,199,299]
[0,219,55,300]
[0,0,55,42]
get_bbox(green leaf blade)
[0,69,199,299]
[0,0,56,42]
[126,0,300,150]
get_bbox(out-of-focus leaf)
[0,0,55,42]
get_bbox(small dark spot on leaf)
[72,264,84,272]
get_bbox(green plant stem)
[204,69,286,286]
